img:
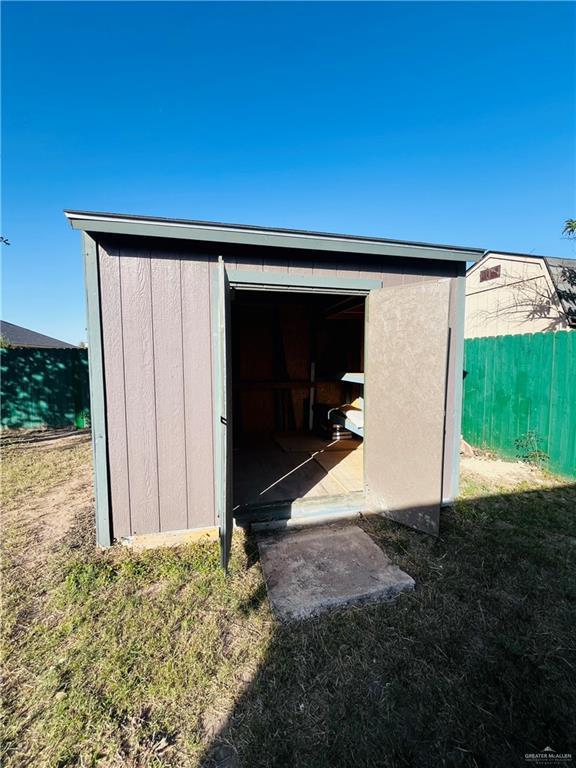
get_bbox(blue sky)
[2,1,575,343]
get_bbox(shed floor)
[233,435,363,509]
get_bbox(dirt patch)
[2,434,93,566]
[22,473,93,564]
[2,428,91,451]
[460,454,547,488]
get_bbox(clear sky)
[2,1,575,344]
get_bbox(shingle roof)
[545,258,576,326]
[0,321,77,348]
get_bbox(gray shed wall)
[96,237,460,539]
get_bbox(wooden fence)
[462,331,575,478]
[1,348,90,430]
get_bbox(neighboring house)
[0,320,77,348]
[465,252,576,338]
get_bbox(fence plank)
[1,348,90,430]
[463,331,575,478]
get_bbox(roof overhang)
[64,210,484,263]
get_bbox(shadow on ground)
[201,483,576,768]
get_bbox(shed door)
[364,280,450,535]
[213,257,233,569]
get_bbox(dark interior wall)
[231,291,364,438]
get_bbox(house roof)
[64,210,485,263]
[545,257,576,325]
[0,321,77,349]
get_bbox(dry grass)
[1,438,575,767]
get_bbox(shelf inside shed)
[338,372,364,384]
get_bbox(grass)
[1,439,575,767]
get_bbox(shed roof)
[64,210,484,263]
[1,320,77,348]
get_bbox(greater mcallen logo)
[525,747,573,764]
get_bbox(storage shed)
[65,211,483,567]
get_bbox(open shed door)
[212,257,233,570]
[364,280,450,535]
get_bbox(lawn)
[1,435,575,767]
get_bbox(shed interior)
[231,289,366,511]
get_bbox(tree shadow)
[201,482,576,768]
[0,348,90,430]
[468,269,575,333]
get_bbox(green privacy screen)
[1,348,90,430]
[462,331,575,478]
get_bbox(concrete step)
[257,524,415,621]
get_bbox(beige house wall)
[465,253,569,338]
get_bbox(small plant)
[79,407,91,429]
[514,430,549,468]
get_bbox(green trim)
[227,269,380,292]
[210,262,222,533]
[210,257,234,571]
[235,491,366,526]
[82,233,111,547]
[65,212,481,263]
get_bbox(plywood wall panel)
[356,264,384,282]
[234,255,263,271]
[288,259,314,276]
[312,262,340,277]
[381,271,405,288]
[119,251,160,534]
[261,258,288,273]
[336,263,362,279]
[98,244,131,538]
[181,257,216,527]
[151,255,188,531]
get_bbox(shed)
[65,210,483,567]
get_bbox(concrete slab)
[257,525,415,621]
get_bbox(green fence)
[462,331,575,478]
[1,348,90,430]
